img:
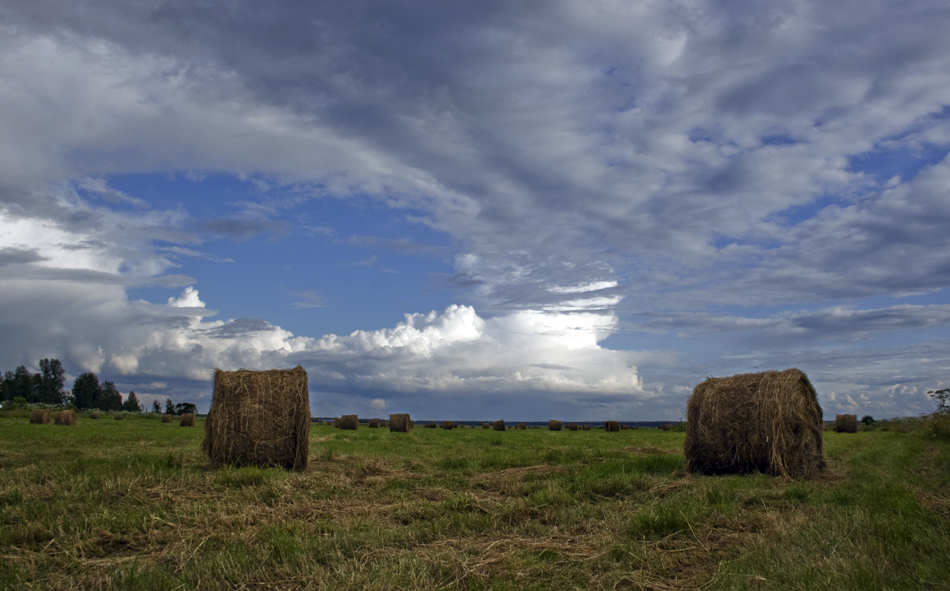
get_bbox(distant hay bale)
[424,422,437,429]
[380,420,389,428]
[582,424,591,431]
[30,409,52,424]
[203,366,311,471]
[389,414,412,433]
[161,413,172,423]
[179,413,196,427]
[685,368,825,478]
[54,409,77,426]
[441,420,457,430]
[629,425,639,430]
[90,412,99,420]
[493,419,506,431]
[549,420,562,431]
[835,414,858,433]
[605,421,620,432]
[339,415,359,430]
[481,422,490,429]
[659,423,674,431]
[516,422,527,430]
[114,413,124,420]
[568,422,578,431]
[369,418,380,428]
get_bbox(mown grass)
[1,418,949,590]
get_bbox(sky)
[1,0,949,421]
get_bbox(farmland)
[1,414,949,590]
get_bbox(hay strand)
[203,366,310,471]
[684,368,825,478]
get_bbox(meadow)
[1,414,949,590]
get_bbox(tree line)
[1,358,196,414]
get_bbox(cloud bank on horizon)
[1,0,949,419]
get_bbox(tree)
[152,400,161,413]
[165,398,175,415]
[99,381,123,412]
[928,388,950,415]
[123,390,143,413]
[175,402,197,415]
[0,371,13,401]
[12,366,34,402]
[72,372,100,410]
[36,358,66,404]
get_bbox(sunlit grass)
[1,417,948,590]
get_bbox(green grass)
[1,417,949,590]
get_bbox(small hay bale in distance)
[659,423,674,431]
[835,414,858,433]
[684,368,825,479]
[481,422,490,429]
[368,418,380,428]
[516,422,527,430]
[582,424,591,431]
[339,415,359,430]
[424,422,437,428]
[161,413,172,423]
[113,413,124,420]
[389,413,412,433]
[29,409,51,424]
[441,420,457,430]
[549,420,562,431]
[90,412,99,419]
[605,421,620,432]
[54,409,78,426]
[568,422,579,431]
[493,419,506,431]
[179,413,196,427]
[203,366,310,471]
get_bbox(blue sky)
[1,0,949,420]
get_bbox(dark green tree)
[122,390,143,412]
[0,371,13,401]
[175,402,197,415]
[71,372,100,410]
[165,398,175,415]
[12,366,34,402]
[99,381,123,412]
[152,399,161,413]
[36,358,66,404]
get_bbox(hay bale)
[549,420,562,431]
[684,368,825,478]
[54,409,78,426]
[424,422,437,428]
[161,413,172,423]
[389,414,412,433]
[368,418,380,428]
[114,413,124,420]
[180,413,196,427]
[333,417,341,428]
[659,423,674,431]
[203,366,310,471]
[568,422,579,431]
[90,412,99,419]
[835,414,858,433]
[339,415,359,430]
[516,422,527,430]
[493,419,506,431]
[441,420,457,430]
[481,422,491,429]
[605,421,620,432]
[582,424,591,431]
[29,409,51,424]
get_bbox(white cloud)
[370,398,386,411]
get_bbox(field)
[1,414,949,590]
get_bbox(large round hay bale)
[685,369,825,478]
[389,413,412,433]
[368,418,380,428]
[568,422,579,431]
[30,409,52,424]
[549,420,562,431]
[339,414,359,430]
[441,420,457,430]
[493,419,506,431]
[179,413,196,427]
[161,413,172,423]
[605,421,620,432]
[54,409,78,426]
[114,413,124,420]
[203,366,310,471]
[835,414,858,433]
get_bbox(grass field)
[1,414,949,590]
